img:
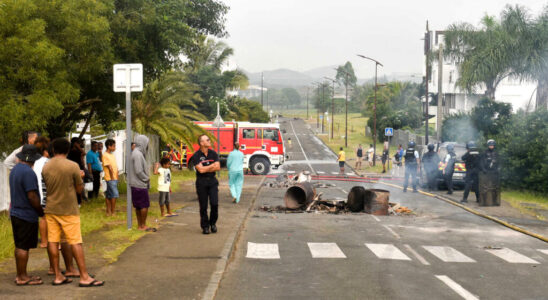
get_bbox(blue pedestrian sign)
[385,127,393,136]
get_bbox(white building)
[425,30,537,116]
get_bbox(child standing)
[154,158,175,217]
[103,139,119,216]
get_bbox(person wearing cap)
[9,144,44,285]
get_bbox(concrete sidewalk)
[0,175,264,300]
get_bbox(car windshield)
[439,145,467,161]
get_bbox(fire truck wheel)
[250,157,270,175]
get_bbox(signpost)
[113,64,143,229]
[385,128,394,171]
[384,127,393,137]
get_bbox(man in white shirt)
[4,131,39,170]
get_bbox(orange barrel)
[364,189,390,215]
[284,182,315,209]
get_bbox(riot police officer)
[403,141,420,193]
[443,144,457,194]
[461,141,480,203]
[422,143,440,191]
[479,139,501,205]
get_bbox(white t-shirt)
[157,167,171,192]
[33,156,49,206]
[367,147,374,161]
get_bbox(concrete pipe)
[347,186,366,212]
[364,189,390,216]
[284,182,316,209]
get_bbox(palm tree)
[444,15,513,100]
[185,36,234,73]
[501,5,548,109]
[132,71,207,146]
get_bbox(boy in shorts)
[103,139,119,216]
[154,158,175,217]
[43,138,104,287]
[9,144,44,285]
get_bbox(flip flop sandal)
[79,279,105,287]
[15,278,43,286]
[145,227,157,232]
[52,278,73,286]
[166,214,178,217]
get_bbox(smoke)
[441,113,479,143]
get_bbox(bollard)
[364,189,390,215]
[347,186,366,212]
[284,182,316,209]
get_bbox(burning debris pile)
[265,171,314,188]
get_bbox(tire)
[250,157,271,175]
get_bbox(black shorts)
[339,161,345,168]
[11,216,38,251]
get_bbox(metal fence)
[0,131,160,211]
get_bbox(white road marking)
[341,189,348,194]
[404,244,430,265]
[331,172,339,175]
[317,171,325,174]
[486,248,540,264]
[286,170,295,174]
[346,172,355,176]
[371,215,380,222]
[423,246,476,263]
[435,275,479,300]
[308,243,347,258]
[246,242,280,259]
[289,120,315,173]
[382,225,401,239]
[539,249,548,256]
[365,243,411,260]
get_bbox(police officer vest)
[405,149,417,165]
[466,150,480,171]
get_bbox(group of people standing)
[402,139,500,203]
[7,132,104,287]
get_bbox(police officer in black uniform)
[403,141,420,193]
[443,144,457,194]
[461,141,480,203]
[479,139,501,205]
[190,134,221,234]
[422,143,440,191]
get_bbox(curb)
[378,181,548,244]
[201,175,267,300]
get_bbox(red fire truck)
[186,121,286,175]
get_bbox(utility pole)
[266,88,269,112]
[306,87,309,120]
[345,72,349,147]
[321,83,325,133]
[357,55,383,166]
[437,43,443,141]
[424,21,430,145]
[324,77,336,139]
[261,72,264,107]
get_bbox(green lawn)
[502,190,548,220]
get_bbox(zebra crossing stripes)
[316,171,325,174]
[246,242,280,259]
[365,243,412,260]
[538,249,548,256]
[422,246,476,263]
[486,248,540,264]
[308,243,346,258]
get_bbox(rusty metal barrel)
[284,182,315,209]
[363,189,390,215]
[347,186,366,212]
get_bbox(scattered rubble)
[388,203,414,215]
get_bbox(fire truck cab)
[190,121,286,175]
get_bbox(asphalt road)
[215,118,548,300]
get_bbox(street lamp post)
[306,87,309,120]
[357,54,383,166]
[312,82,321,129]
[335,68,352,148]
[213,102,225,177]
[324,77,336,140]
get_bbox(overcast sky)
[221,0,547,78]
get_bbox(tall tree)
[444,15,512,99]
[335,61,357,88]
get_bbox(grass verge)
[502,190,548,220]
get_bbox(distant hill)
[244,67,421,88]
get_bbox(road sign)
[113,64,143,92]
[113,63,143,229]
[385,127,393,136]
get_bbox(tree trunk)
[536,78,548,110]
[78,106,95,139]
